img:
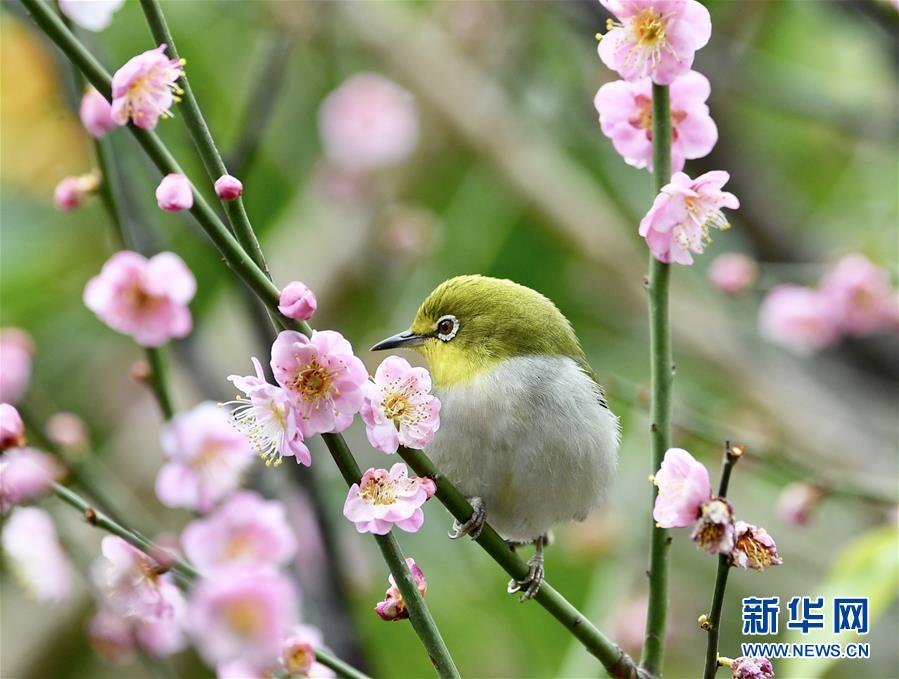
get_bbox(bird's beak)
[370,330,426,351]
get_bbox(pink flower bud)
[730,656,775,679]
[54,174,98,211]
[155,174,193,212]
[278,281,318,321]
[46,412,88,451]
[776,482,821,526]
[708,253,758,295]
[79,87,116,138]
[0,328,33,404]
[375,557,428,621]
[0,403,25,450]
[214,174,243,201]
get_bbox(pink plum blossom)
[92,536,182,622]
[181,490,297,573]
[819,254,899,336]
[730,521,782,571]
[343,463,436,535]
[708,252,758,295]
[0,328,33,404]
[156,402,255,513]
[281,624,335,677]
[187,569,299,668]
[639,170,739,265]
[133,593,189,657]
[89,610,136,663]
[758,285,839,355]
[54,173,98,211]
[270,330,368,437]
[652,447,711,528]
[278,281,318,322]
[1,403,25,450]
[2,507,73,602]
[46,412,89,451]
[80,87,116,137]
[0,447,64,512]
[594,70,717,172]
[84,250,196,347]
[215,175,243,201]
[730,656,775,679]
[361,356,441,454]
[598,0,712,85]
[690,497,735,555]
[225,357,310,467]
[156,173,194,212]
[375,557,428,621]
[775,482,820,526]
[111,44,184,129]
[318,73,419,173]
[59,0,124,31]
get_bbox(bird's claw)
[507,553,545,603]
[448,496,485,540]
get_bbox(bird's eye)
[435,315,459,342]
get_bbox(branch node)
[84,506,97,524]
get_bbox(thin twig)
[314,648,372,679]
[701,442,743,679]
[641,83,674,677]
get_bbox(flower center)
[125,284,164,313]
[629,96,687,142]
[632,9,666,47]
[224,531,254,559]
[383,392,409,421]
[284,643,314,674]
[359,473,398,506]
[291,359,333,404]
[225,600,262,637]
[735,534,776,569]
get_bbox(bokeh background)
[1,1,897,678]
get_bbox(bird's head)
[371,275,586,389]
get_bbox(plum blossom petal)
[0,447,64,512]
[598,0,711,85]
[80,87,116,137]
[156,174,193,212]
[187,568,299,668]
[2,507,73,602]
[111,44,184,129]
[639,170,739,265]
[1,403,25,450]
[708,253,758,295]
[225,357,311,467]
[92,536,182,622]
[89,610,136,663]
[594,70,716,172]
[59,0,124,31]
[270,330,368,437]
[0,328,33,404]
[361,356,441,454]
[278,281,318,322]
[652,447,711,528]
[759,285,840,355]
[343,463,436,535]
[819,254,899,336]
[181,490,297,573]
[84,250,196,347]
[156,403,255,513]
[729,521,782,571]
[318,73,419,173]
[375,557,428,621]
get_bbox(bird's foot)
[507,552,545,603]
[507,535,546,603]
[448,496,486,540]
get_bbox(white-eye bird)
[371,275,619,600]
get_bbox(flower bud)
[80,87,116,137]
[708,253,758,295]
[0,403,25,450]
[46,412,88,452]
[155,174,193,212]
[54,173,99,211]
[776,482,821,526]
[729,655,775,679]
[278,281,318,321]
[214,174,243,201]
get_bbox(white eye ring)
[435,314,459,342]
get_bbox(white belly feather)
[426,355,619,542]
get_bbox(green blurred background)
[1,1,897,678]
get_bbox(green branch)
[137,0,269,276]
[315,648,373,679]
[641,82,674,677]
[702,443,742,679]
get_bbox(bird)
[371,275,619,601]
